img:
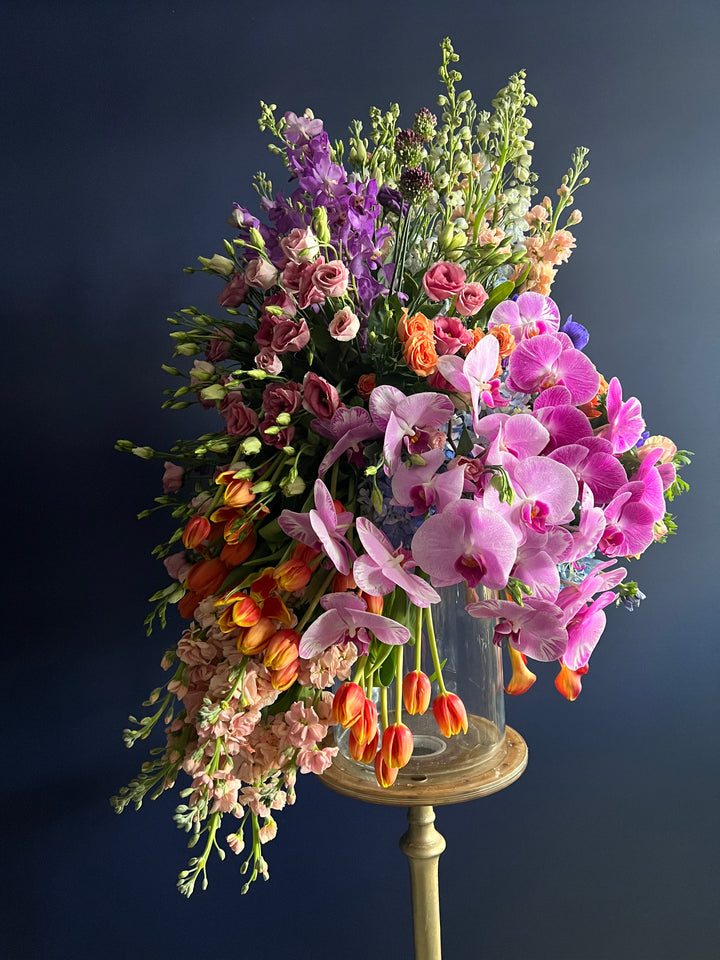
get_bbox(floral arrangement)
[113,39,691,896]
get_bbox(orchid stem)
[424,605,447,695]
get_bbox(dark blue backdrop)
[3,2,719,958]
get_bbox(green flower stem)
[424,605,447,695]
[380,684,389,730]
[414,605,423,672]
[395,644,404,726]
[329,459,339,500]
[295,568,336,633]
[352,654,367,687]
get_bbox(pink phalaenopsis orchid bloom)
[435,335,502,433]
[484,455,578,541]
[477,412,550,464]
[277,478,355,575]
[369,385,455,476]
[556,560,626,669]
[488,292,561,341]
[507,332,599,404]
[353,518,440,607]
[298,592,410,659]
[595,377,645,454]
[411,499,517,590]
[548,436,627,505]
[312,406,382,478]
[466,596,569,661]
[391,448,466,516]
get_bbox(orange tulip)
[270,660,300,691]
[185,558,228,598]
[220,528,257,566]
[331,682,366,729]
[231,594,262,628]
[263,629,301,671]
[237,617,276,656]
[374,751,399,788]
[223,478,256,508]
[381,722,414,769]
[432,692,468,737]
[177,590,201,619]
[349,728,378,764]
[350,697,378,746]
[274,559,312,592]
[182,515,211,550]
[403,671,431,715]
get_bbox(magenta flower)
[484,455,578,539]
[410,499,517,590]
[599,485,655,557]
[548,436,627,505]
[506,332,599,404]
[436,335,502,433]
[532,385,594,451]
[277,478,355,575]
[488,292,560,341]
[595,377,644,454]
[466,596,569,662]
[312,406,382,478]
[369,385,455,475]
[353,518,440,607]
[391,448,466,516]
[478,412,550,463]
[562,485,607,562]
[556,561,627,669]
[298,592,410,659]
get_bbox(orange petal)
[554,661,588,701]
[505,644,537,696]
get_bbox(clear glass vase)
[334,583,506,795]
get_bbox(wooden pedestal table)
[321,722,528,960]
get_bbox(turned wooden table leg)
[399,805,446,960]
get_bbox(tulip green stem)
[395,644,404,725]
[414,605,423,673]
[295,568,336,632]
[380,685,389,731]
[424,606,447,695]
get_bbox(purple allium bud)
[399,166,433,204]
[394,129,424,167]
[413,107,437,141]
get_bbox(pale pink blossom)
[245,257,279,290]
[162,461,184,493]
[280,227,320,264]
[329,306,360,341]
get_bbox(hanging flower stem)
[424,605,447,695]
[380,684,389,730]
[395,644,404,726]
[414,604,423,672]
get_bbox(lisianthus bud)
[432,692,468,737]
[374,751,399,788]
[331,682,366,729]
[264,629,301,671]
[381,722,414,769]
[182,515,211,550]
[403,671,431,715]
[198,254,235,276]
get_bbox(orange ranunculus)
[403,331,438,377]
[462,327,485,355]
[487,323,516,359]
[397,310,434,343]
[185,558,228,598]
[357,373,376,399]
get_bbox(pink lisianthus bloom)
[466,595,569,662]
[328,306,360,341]
[455,282,488,317]
[245,257,279,290]
[488,292,560,341]
[391,448,466,517]
[162,461,184,493]
[221,394,259,437]
[506,332,599,405]
[262,381,302,419]
[411,499,517,590]
[298,592,410,659]
[255,348,283,375]
[312,259,349,298]
[302,372,341,420]
[218,272,249,308]
[432,316,473,356]
[206,328,233,363]
[270,319,310,355]
[594,377,645,454]
[353,518,441,607]
[423,261,466,301]
[280,227,320,264]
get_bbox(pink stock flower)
[411,499,517,590]
[594,377,645,454]
[278,479,356,575]
[298,592,410,659]
[423,261,466,301]
[488,292,560,341]
[353,518,441,607]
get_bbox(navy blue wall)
[3,2,719,957]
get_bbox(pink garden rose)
[423,261,466,301]
[455,281,489,317]
[329,306,360,341]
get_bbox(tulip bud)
[182,515,211,550]
[270,659,300,691]
[185,558,228,598]
[220,528,257,566]
[361,592,383,615]
[331,682,366,729]
[403,671,432,715]
[374,750,399,788]
[432,692,468,737]
[349,728,378,764]
[351,698,378,746]
[223,479,256,508]
[263,629,301,671]
[237,617,276,656]
[381,722,414,769]
[274,559,312,592]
